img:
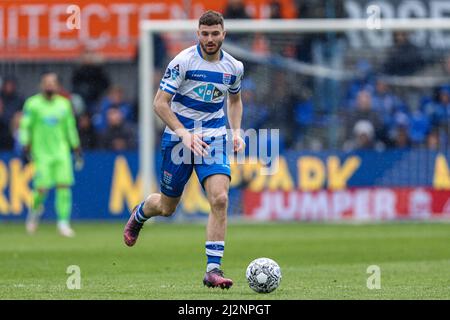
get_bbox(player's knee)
[210,192,228,210]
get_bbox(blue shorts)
[160,135,231,198]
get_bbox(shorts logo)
[223,73,232,85]
[163,170,172,185]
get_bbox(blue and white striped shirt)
[159,44,244,147]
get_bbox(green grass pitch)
[0,221,449,299]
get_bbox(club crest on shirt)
[222,73,232,85]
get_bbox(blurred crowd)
[1,0,450,154]
[222,0,450,153]
[0,54,138,153]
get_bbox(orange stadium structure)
[0,0,297,60]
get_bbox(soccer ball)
[246,257,282,293]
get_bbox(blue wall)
[0,149,448,221]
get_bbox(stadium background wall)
[0,150,449,221]
[0,0,297,60]
[2,0,449,60]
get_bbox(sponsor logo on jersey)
[191,73,207,79]
[44,116,59,126]
[193,84,223,102]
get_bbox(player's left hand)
[73,147,84,171]
[21,145,32,165]
[233,134,246,153]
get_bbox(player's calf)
[160,205,176,217]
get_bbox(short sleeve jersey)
[159,44,244,147]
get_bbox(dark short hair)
[199,10,224,28]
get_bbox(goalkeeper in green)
[19,72,82,237]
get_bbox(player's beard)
[201,40,223,56]
[44,89,55,98]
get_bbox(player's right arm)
[153,89,208,156]
[18,98,35,163]
[62,99,84,170]
[18,98,34,153]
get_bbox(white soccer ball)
[246,257,282,293]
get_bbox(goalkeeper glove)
[74,147,84,171]
[21,145,31,165]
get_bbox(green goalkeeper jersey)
[19,94,80,161]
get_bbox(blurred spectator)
[343,120,376,151]
[77,113,97,150]
[265,71,298,149]
[100,107,136,151]
[265,1,297,57]
[223,0,251,19]
[223,0,251,43]
[372,79,405,120]
[58,82,86,117]
[408,109,430,145]
[383,31,425,76]
[241,79,269,131]
[0,75,24,123]
[293,87,317,149]
[295,0,346,63]
[423,85,450,130]
[71,50,110,113]
[93,85,133,132]
[443,55,450,75]
[392,125,412,150]
[294,1,325,63]
[295,0,345,19]
[269,1,282,19]
[346,60,375,105]
[344,90,384,144]
[426,129,440,151]
[0,98,14,150]
[9,111,23,154]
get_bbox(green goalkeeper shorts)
[33,157,74,189]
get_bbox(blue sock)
[134,202,149,224]
[206,241,224,272]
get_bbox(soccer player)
[123,11,245,289]
[19,72,83,237]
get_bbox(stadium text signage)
[0,151,450,221]
[0,0,296,60]
[244,188,450,220]
[345,0,450,49]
